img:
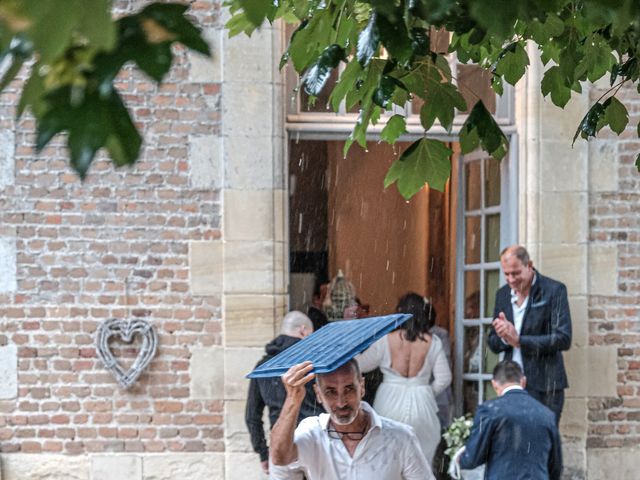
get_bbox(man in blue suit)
[458,361,562,480]
[488,245,572,423]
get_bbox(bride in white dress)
[357,293,452,464]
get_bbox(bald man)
[245,311,324,474]
[488,246,572,423]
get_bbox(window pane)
[485,157,501,207]
[463,381,479,415]
[483,324,500,374]
[465,271,480,316]
[464,287,480,320]
[463,326,480,373]
[457,64,496,114]
[483,380,498,403]
[484,269,500,318]
[465,216,481,264]
[485,214,501,262]
[465,161,481,211]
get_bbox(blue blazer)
[487,271,572,392]
[460,389,562,480]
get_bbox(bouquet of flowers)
[443,415,485,480]
[443,414,473,460]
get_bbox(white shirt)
[509,294,528,369]
[269,401,434,480]
[502,276,537,369]
[501,385,524,395]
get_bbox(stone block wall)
[0,0,236,474]
[585,83,640,466]
[0,0,286,477]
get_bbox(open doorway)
[288,139,457,335]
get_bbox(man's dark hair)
[395,292,436,341]
[492,360,523,385]
[500,245,530,265]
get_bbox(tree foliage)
[227,0,640,198]
[0,0,209,178]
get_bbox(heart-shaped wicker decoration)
[96,318,158,389]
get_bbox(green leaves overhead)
[541,66,572,108]
[460,101,509,160]
[384,139,452,199]
[302,44,345,96]
[1,1,210,179]
[420,80,467,132]
[36,87,142,178]
[357,12,379,67]
[573,97,629,143]
[495,43,529,86]
[380,114,407,145]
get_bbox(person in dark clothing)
[456,361,562,480]
[245,311,324,475]
[307,282,328,332]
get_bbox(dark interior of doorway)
[288,138,458,335]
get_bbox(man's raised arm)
[270,362,315,466]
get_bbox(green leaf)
[420,81,467,131]
[603,97,628,135]
[78,0,116,51]
[141,3,210,56]
[460,101,509,159]
[528,12,564,43]
[635,154,640,172]
[330,59,362,112]
[104,91,142,167]
[541,65,571,108]
[27,0,82,64]
[409,0,456,23]
[380,114,407,144]
[573,33,615,83]
[0,56,26,91]
[572,102,605,144]
[302,44,345,96]
[36,85,143,179]
[410,27,430,56]
[494,42,529,86]
[238,0,272,27]
[226,11,258,37]
[372,75,397,108]
[357,12,379,67]
[384,138,452,198]
[376,13,413,64]
[17,67,46,119]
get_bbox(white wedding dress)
[357,334,452,464]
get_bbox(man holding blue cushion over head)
[269,358,434,479]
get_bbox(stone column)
[217,10,288,480]
[516,44,607,478]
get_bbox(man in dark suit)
[458,361,562,480]
[488,245,571,423]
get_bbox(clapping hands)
[493,313,520,348]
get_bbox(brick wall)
[587,82,640,450]
[0,0,224,456]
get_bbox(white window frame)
[453,137,518,416]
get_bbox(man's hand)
[270,362,315,466]
[260,460,269,474]
[493,313,520,348]
[281,361,316,405]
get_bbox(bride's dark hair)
[395,292,437,342]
